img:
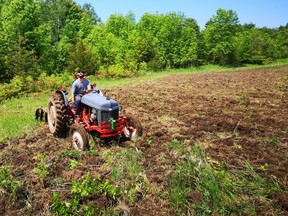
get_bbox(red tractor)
[36,86,142,151]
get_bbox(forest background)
[0,0,288,102]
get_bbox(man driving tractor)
[35,68,143,151]
[71,69,91,121]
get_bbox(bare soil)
[1,66,288,215]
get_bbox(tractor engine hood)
[81,92,120,111]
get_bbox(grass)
[0,93,50,142]
[166,141,222,215]
[166,139,286,215]
[101,147,147,203]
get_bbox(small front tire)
[70,124,89,151]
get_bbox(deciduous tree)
[203,8,240,65]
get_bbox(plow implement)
[35,106,48,122]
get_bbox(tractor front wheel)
[123,114,143,140]
[70,124,89,151]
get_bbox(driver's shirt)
[71,78,91,95]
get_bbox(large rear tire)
[123,114,143,140]
[47,93,68,137]
[70,124,89,151]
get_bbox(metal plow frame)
[35,106,48,122]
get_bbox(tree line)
[0,0,288,84]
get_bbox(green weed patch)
[166,140,286,215]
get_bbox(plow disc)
[35,106,48,122]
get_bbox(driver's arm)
[71,84,76,103]
[71,92,74,103]
[86,82,92,93]
[86,86,92,93]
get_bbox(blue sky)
[75,0,288,29]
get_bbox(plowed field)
[1,66,288,215]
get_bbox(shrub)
[24,75,37,92]
[38,72,49,89]
[37,72,73,90]
[250,55,265,65]
[0,76,24,102]
[99,64,132,78]
[139,61,148,71]
[0,83,8,103]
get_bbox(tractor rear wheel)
[47,92,68,137]
[123,114,143,140]
[70,124,89,151]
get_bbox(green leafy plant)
[71,173,101,199]
[59,150,81,159]
[51,173,121,215]
[0,166,21,196]
[51,192,72,216]
[67,159,83,170]
[33,154,49,180]
[82,204,99,216]
[259,163,269,171]
[146,137,154,145]
[101,179,122,200]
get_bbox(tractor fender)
[56,89,70,106]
